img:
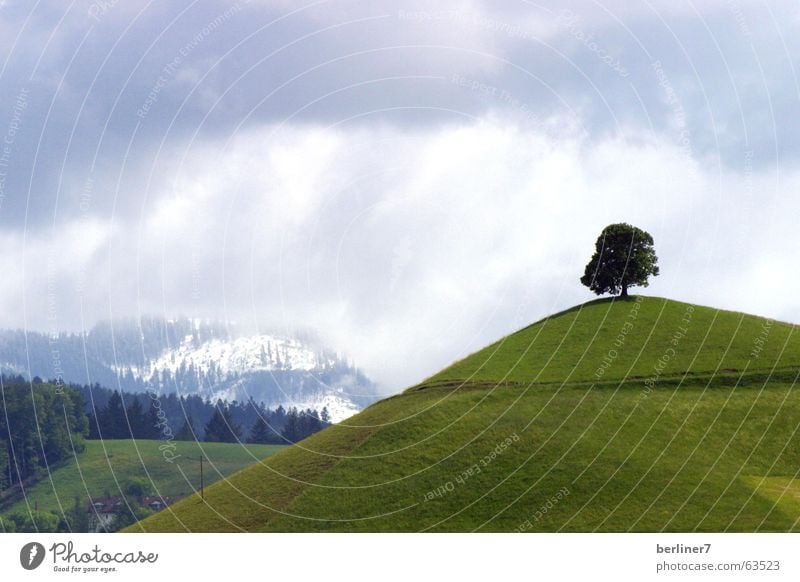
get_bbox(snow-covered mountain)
[151,334,320,375]
[0,318,377,422]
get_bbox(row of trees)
[88,391,161,440]
[243,406,327,444]
[0,380,88,491]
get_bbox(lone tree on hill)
[580,223,659,297]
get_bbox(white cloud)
[5,116,798,392]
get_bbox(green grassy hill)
[133,296,800,532]
[2,440,284,523]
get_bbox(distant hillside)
[1,440,284,532]
[0,317,377,421]
[133,296,800,532]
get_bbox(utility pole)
[187,456,205,501]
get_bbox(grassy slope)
[134,296,800,532]
[2,440,283,521]
[422,295,800,386]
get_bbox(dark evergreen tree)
[281,407,300,443]
[100,391,127,439]
[203,403,241,443]
[126,398,147,438]
[174,416,197,441]
[247,413,275,444]
[144,399,162,440]
[299,408,321,439]
[87,413,101,439]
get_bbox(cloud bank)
[1,0,798,391]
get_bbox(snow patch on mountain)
[146,334,336,377]
[208,380,360,422]
[118,328,376,422]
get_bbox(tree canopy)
[580,223,659,297]
[0,380,87,491]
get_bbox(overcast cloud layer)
[1,0,798,391]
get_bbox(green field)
[2,440,284,523]
[133,296,800,532]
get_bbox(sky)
[0,0,798,392]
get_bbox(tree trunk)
[621,282,628,297]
